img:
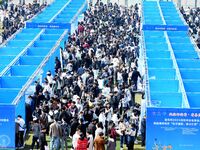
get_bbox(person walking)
[49,118,62,150]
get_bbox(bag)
[20,124,27,129]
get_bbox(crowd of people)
[180,6,200,48]
[0,0,47,42]
[15,1,146,150]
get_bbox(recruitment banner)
[143,25,188,31]
[147,107,200,150]
[0,105,15,149]
[26,22,71,30]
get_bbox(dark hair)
[17,115,22,118]
[79,132,85,140]
[55,117,59,122]
[99,132,104,136]
[97,122,103,129]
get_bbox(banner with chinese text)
[0,105,15,149]
[147,107,200,150]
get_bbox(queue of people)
[22,1,145,150]
[1,0,47,42]
[180,6,200,49]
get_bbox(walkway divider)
[70,0,87,24]
[175,3,188,26]
[48,0,72,23]
[157,0,166,25]
[164,31,190,108]
[12,30,68,105]
[141,1,151,107]
[0,0,73,77]
[141,31,151,107]
[0,29,45,77]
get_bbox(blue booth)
[143,1,200,150]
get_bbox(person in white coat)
[87,130,94,150]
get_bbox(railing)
[70,0,88,24]
[141,31,151,107]
[141,1,151,107]
[164,31,190,108]
[48,0,72,23]
[12,30,68,105]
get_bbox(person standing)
[76,133,88,150]
[31,119,41,150]
[107,122,117,150]
[49,118,62,150]
[39,122,47,150]
[86,130,94,150]
[131,67,141,90]
[126,124,136,150]
[196,31,200,49]
[141,115,146,147]
[118,119,126,149]
[72,128,80,150]
[94,132,106,150]
[61,118,69,150]
[16,115,26,148]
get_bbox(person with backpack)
[61,118,69,150]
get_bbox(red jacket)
[76,138,88,150]
[78,25,84,33]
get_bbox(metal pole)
[178,0,181,8]
[195,0,197,8]
[125,0,128,7]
